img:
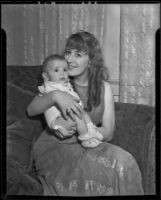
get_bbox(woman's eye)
[75,53,82,57]
[64,69,67,72]
[65,51,70,56]
[54,69,58,72]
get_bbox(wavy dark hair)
[64,31,109,111]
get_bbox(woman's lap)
[33,130,144,196]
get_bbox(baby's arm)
[45,106,77,138]
[74,115,88,137]
[82,111,93,124]
[44,106,61,130]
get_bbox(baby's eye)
[54,69,58,72]
[64,68,67,72]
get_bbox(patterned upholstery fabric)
[7,65,43,94]
[6,65,156,195]
[111,102,155,194]
[145,126,155,194]
[7,157,43,195]
[6,82,44,195]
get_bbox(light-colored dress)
[33,82,144,196]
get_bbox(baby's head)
[42,54,69,83]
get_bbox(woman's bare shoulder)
[102,80,113,94]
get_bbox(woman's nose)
[66,54,73,63]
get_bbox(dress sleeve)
[38,85,44,93]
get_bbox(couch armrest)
[145,126,155,194]
[110,102,155,194]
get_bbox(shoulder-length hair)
[65,31,109,111]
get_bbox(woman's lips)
[68,65,78,69]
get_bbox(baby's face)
[46,60,69,83]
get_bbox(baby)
[38,54,103,148]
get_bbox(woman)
[27,31,144,196]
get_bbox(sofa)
[6,65,155,196]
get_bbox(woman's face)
[64,49,90,77]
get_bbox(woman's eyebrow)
[65,49,87,55]
[75,50,87,54]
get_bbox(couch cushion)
[7,82,44,167]
[7,65,43,94]
[7,157,43,195]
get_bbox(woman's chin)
[68,70,79,77]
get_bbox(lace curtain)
[57,3,106,53]
[2,3,120,101]
[120,4,159,106]
[2,4,117,66]
[2,3,159,106]
[56,4,120,102]
[2,4,58,65]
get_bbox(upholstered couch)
[6,65,155,196]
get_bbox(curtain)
[57,3,107,53]
[2,3,120,101]
[57,4,120,101]
[2,3,58,65]
[2,3,159,105]
[119,4,160,106]
[2,3,117,66]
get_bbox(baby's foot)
[87,122,103,141]
[81,138,102,148]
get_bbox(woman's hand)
[54,90,83,121]
[27,90,83,120]
[55,117,77,135]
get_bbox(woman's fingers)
[71,105,83,119]
[67,110,77,121]
[61,109,68,120]
[68,125,77,135]
[54,90,83,120]
[72,96,81,103]
[61,107,77,121]
[74,102,83,115]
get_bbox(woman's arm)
[27,90,83,120]
[27,92,55,116]
[97,81,115,141]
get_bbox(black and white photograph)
[1,1,160,198]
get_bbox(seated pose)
[27,31,144,196]
[38,54,103,147]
